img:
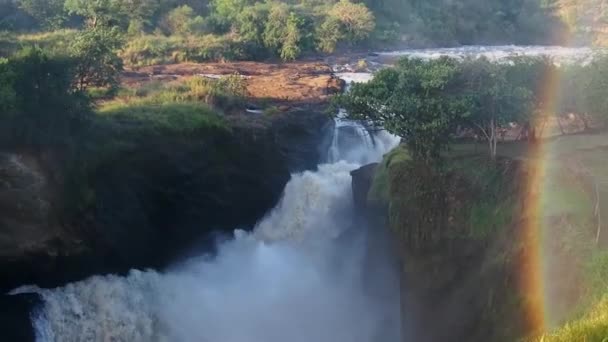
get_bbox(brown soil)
[122,61,344,105]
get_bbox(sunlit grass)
[534,296,608,342]
[98,100,226,134]
[94,75,249,134]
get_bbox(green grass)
[101,74,246,115]
[98,101,226,134]
[93,76,249,135]
[535,296,608,342]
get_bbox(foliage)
[17,0,66,29]
[316,0,375,53]
[337,57,472,162]
[461,57,542,158]
[160,5,200,35]
[69,26,124,91]
[0,47,90,146]
[328,1,375,44]
[121,34,249,67]
[64,0,126,27]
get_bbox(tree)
[328,0,375,43]
[4,47,90,145]
[581,55,608,127]
[17,0,66,29]
[317,0,375,53]
[337,57,472,162]
[316,16,342,53]
[263,3,307,61]
[236,3,268,45]
[64,0,126,27]
[280,12,303,61]
[462,58,533,159]
[0,58,16,115]
[210,0,249,24]
[69,27,124,91]
[160,5,196,35]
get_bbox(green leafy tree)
[236,3,269,45]
[280,12,303,61]
[581,55,608,127]
[263,3,289,53]
[316,16,342,53]
[17,0,66,28]
[64,0,126,27]
[69,27,124,91]
[210,0,249,24]
[328,0,375,43]
[0,58,16,115]
[161,5,196,35]
[4,47,89,145]
[462,58,533,159]
[316,0,374,53]
[337,57,472,162]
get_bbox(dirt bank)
[122,61,344,105]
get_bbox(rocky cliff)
[353,141,604,342]
[0,110,333,293]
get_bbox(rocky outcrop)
[350,163,377,213]
[271,110,335,172]
[0,110,332,292]
[0,293,40,342]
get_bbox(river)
[15,45,598,342]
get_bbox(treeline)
[1,0,567,63]
[1,0,376,62]
[338,56,608,162]
[363,0,567,45]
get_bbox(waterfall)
[19,70,401,342]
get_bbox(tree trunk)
[489,118,497,160]
[557,115,565,135]
[580,113,590,131]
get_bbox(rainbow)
[518,32,573,335]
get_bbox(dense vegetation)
[0,0,568,65]
[338,55,608,162]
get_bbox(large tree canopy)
[338,57,472,162]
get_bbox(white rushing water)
[17,70,401,341]
[378,45,603,65]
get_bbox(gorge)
[1,45,605,342]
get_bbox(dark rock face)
[271,110,335,172]
[350,163,378,213]
[0,293,40,342]
[0,111,332,292]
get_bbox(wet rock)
[0,293,40,342]
[351,163,378,213]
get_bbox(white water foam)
[20,109,401,342]
[378,45,603,65]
